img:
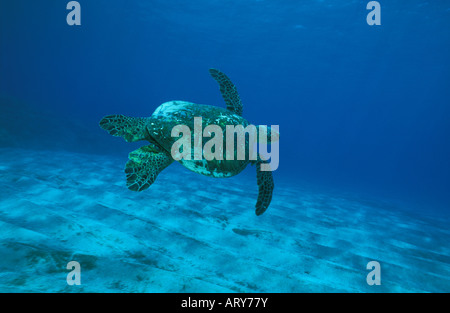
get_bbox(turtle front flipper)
[255,158,274,216]
[209,68,243,116]
[99,115,149,142]
[125,144,173,192]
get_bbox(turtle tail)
[99,115,149,142]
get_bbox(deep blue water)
[0,0,450,292]
[2,0,449,214]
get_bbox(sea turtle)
[99,68,277,215]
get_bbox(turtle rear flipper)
[255,158,274,216]
[99,115,149,142]
[125,144,173,192]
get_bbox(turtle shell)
[148,101,252,177]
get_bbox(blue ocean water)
[0,0,449,292]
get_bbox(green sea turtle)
[99,69,277,215]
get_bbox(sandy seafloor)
[0,147,449,293]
